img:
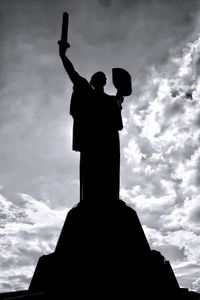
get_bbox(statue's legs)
[80,131,120,202]
[99,131,120,200]
[80,151,97,201]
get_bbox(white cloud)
[121,35,200,291]
[124,138,145,165]
[192,277,200,293]
[0,192,67,292]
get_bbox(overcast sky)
[1,0,200,293]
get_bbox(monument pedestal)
[0,199,199,299]
[28,199,189,299]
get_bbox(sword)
[58,12,70,48]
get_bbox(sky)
[1,0,200,293]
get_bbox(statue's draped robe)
[70,75,123,201]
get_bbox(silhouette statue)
[59,43,124,202]
[58,12,132,202]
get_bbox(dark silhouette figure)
[59,42,123,201]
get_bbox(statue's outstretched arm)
[59,43,80,85]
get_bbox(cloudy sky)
[1,0,200,293]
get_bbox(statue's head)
[90,71,106,88]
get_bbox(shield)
[112,68,132,97]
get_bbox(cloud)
[98,0,112,7]
[0,191,67,292]
[120,35,200,291]
[192,277,200,293]
[142,225,200,289]
[173,262,200,288]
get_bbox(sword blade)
[61,12,69,43]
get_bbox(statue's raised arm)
[58,43,80,85]
[58,12,80,85]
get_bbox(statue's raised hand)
[58,40,70,57]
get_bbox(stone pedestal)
[1,200,199,299]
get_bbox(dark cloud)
[165,101,185,118]
[190,208,200,223]
[99,0,112,7]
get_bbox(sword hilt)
[57,40,70,48]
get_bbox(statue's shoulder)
[73,75,91,92]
